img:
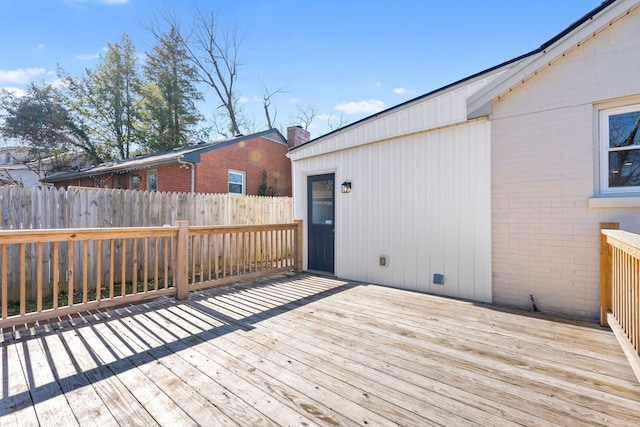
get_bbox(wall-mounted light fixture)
[341,181,352,193]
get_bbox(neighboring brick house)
[42,128,307,196]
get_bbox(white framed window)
[147,171,158,191]
[600,104,640,193]
[228,170,245,195]
[131,175,140,190]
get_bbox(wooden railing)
[187,223,301,291]
[0,220,302,329]
[600,222,640,382]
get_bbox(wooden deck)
[1,273,639,426]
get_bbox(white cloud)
[375,82,382,88]
[77,53,100,60]
[50,78,67,90]
[100,0,130,4]
[335,99,386,115]
[238,96,249,103]
[0,68,47,85]
[37,43,45,50]
[77,47,107,61]
[393,87,416,95]
[1,87,26,97]
[317,113,332,120]
[288,97,298,104]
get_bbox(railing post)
[600,222,619,327]
[176,221,190,300]
[295,219,304,273]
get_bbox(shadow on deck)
[1,273,639,426]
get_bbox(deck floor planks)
[343,289,636,379]
[107,310,272,427]
[225,282,576,426]
[349,294,636,377]
[218,284,564,424]
[51,323,161,426]
[13,332,79,427]
[193,296,502,426]
[328,285,640,391]
[1,273,640,426]
[76,319,201,426]
[246,281,640,424]
[316,290,639,390]
[347,283,631,359]
[148,302,360,427]
[113,305,309,427]
[160,303,386,427]
[117,302,323,427]
[35,325,119,426]
[99,315,245,427]
[218,277,640,425]
[172,302,440,427]
[266,296,631,425]
[0,334,40,427]
[210,283,603,426]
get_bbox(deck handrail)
[600,222,640,381]
[0,220,302,329]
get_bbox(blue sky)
[0,0,604,140]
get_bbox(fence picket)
[0,185,292,302]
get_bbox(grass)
[5,280,174,317]
[3,255,294,317]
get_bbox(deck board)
[1,273,639,426]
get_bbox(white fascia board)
[290,68,510,162]
[466,0,640,118]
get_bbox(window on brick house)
[113,175,121,189]
[147,171,158,191]
[600,105,640,192]
[131,175,140,190]
[228,170,245,195]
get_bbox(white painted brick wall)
[492,8,640,318]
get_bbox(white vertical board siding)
[289,70,506,163]
[491,6,640,318]
[292,120,492,302]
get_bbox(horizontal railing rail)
[600,222,640,382]
[187,223,300,291]
[0,220,302,329]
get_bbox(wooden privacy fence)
[0,220,302,329]
[600,222,640,382]
[0,185,292,230]
[0,185,292,300]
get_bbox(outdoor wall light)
[341,181,352,193]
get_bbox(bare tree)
[0,161,25,186]
[290,104,317,131]
[327,111,349,131]
[182,6,245,136]
[261,81,288,129]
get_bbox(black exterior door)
[307,174,335,273]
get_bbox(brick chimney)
[287,126,310,149]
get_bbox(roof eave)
[43,128,286,183]
[467,0,636,117]
[41,157,183,183]
[289,57,525,154]
[183,128,286,163]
